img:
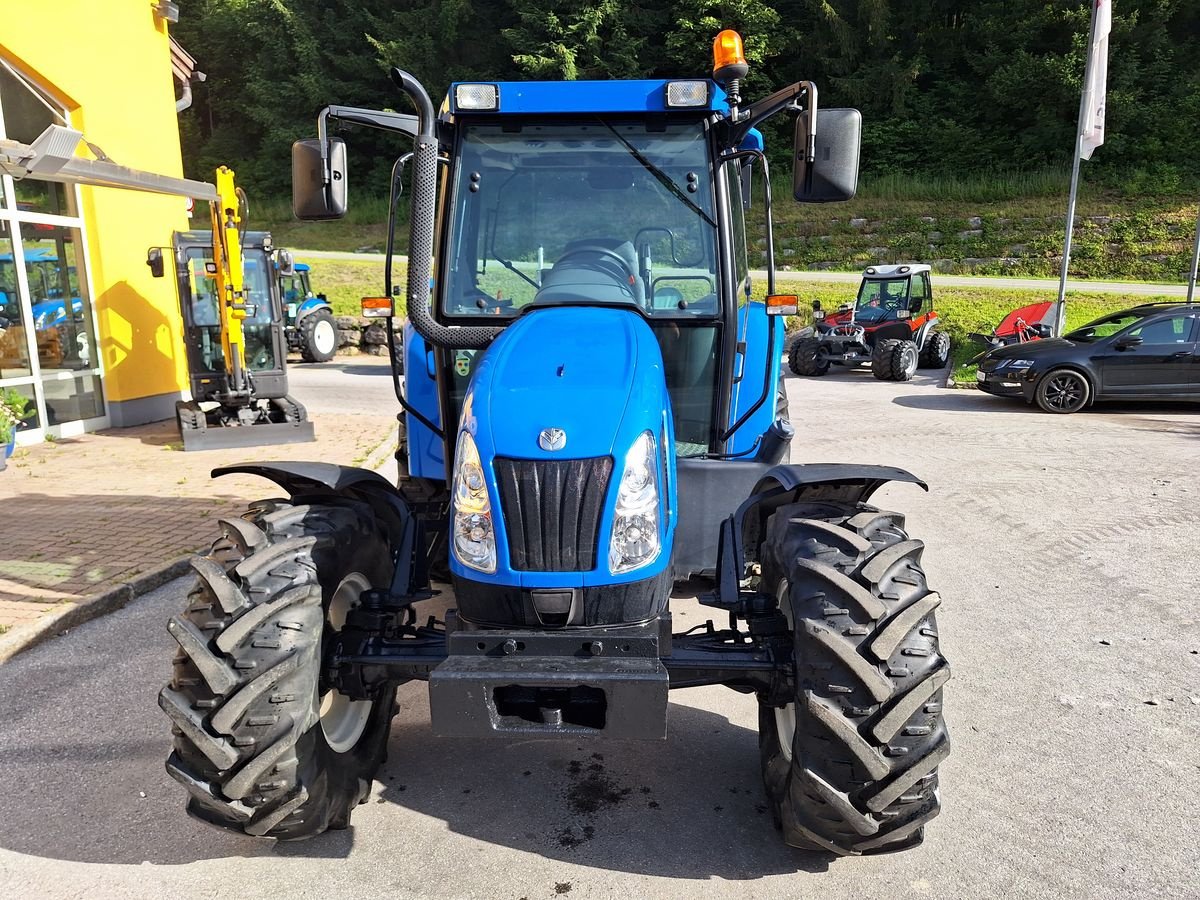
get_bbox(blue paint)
[448,307,677,587]
[402,322,445,480]
[726,300,783,455]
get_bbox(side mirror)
[276,248,295,277]
[292,137,347,220]
[146,247,165,278]
[1114,335,1143,350]
[794,108,862,203]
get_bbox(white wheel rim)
[904,348,918,376]
[774,578,797,762]
[313,319,337,355]
[319,572,373,753]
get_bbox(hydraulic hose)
[389,68,501,350]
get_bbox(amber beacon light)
[711,30,749,83]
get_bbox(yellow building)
[0,0,196,441]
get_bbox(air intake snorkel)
[389,68,502,350]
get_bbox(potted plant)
[0,387,34,471]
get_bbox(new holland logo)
[537,428,567,452]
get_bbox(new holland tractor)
[158,31,951,856]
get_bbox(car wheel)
[1035,368,1090,414]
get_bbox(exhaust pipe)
[390,68,501,350]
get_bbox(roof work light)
[712,30,748,84]
[455,83,499,111]
[665,80,709,107]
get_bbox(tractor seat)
[535,239,645,307]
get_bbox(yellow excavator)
[0,125,314,450]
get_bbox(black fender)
[213,462,428,596]
[715,463,927,606]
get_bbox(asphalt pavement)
[0,365,1197,899]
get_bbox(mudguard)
[714,463,927,606]
[212,462,426,596]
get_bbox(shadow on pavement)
[891,391,1040,414]
[349,691,831,879]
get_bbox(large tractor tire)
[159,499,398,839]
[919,331,951,369]
[871,338,919,382]
[299,309,339,362]
[757,500,950,855]
[788,337,830,377]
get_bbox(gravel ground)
[0,365,1197,899]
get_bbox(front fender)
[714,463,927,606]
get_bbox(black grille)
[494,457,613,572]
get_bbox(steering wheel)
[556,244,637,281]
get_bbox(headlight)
[451,431,496,573]
[609,431,661,575]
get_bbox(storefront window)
[0,225,32,379]
[0,59,105,436]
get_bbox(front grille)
[494,456,613,572]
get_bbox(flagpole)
[1056,1,1102,337]
[1187,197,1200,305]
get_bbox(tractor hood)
[463,306,671,461]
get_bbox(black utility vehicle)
[976,302,1200,413]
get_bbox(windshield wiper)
[599,120,717,229]
[492,255,540,291]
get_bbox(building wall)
[1,1,192,425]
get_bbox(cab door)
[1095,313,1198,395]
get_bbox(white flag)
[1079,0,1112,160]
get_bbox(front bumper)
[428,614,670,740]
[975,367,1035,399]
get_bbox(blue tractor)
[159,31,950,856]
[278,261,340,362]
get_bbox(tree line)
[176,1,1200,198]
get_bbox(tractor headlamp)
[451,431,496,573]
[665,81,709,107]
[609,431,661,575]
[454,83,499,111]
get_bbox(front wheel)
[871,338,919,382]
[159,500,397,839]
[300,309,339,362]
[788,337,830,377]
[757,501,950,855]
[1035,368,1090,413]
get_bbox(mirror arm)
[731,81,817,161]
[316,105,421,188]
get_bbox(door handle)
[1170,350,1192,359]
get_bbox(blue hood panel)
[469,307,662,460]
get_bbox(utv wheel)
[788,337,830,377]
[159,500,397,839]
[919,331,950,369]
[300,309,338,362]
[1035,368,1090,414]
[758,501,950,855]
[871,338,919,382]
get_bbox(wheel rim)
[1045,373,1085,411]
[313,318,337,355]
[774,578,796,763]
[319,573,373,753]
[903,347,918,377]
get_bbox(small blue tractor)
[160,31,950,856]
[278,261,339,362]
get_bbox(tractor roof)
[445,79,729,116]
[863,264,931,279]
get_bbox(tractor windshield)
[854,277,910,323]
[442,120,718,319]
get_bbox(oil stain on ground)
[553,753,634,849]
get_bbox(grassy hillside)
[265,173,1199,282]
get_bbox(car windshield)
[1065,310,1149,343]
[442,120,718,318]
[854,277,909,323]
